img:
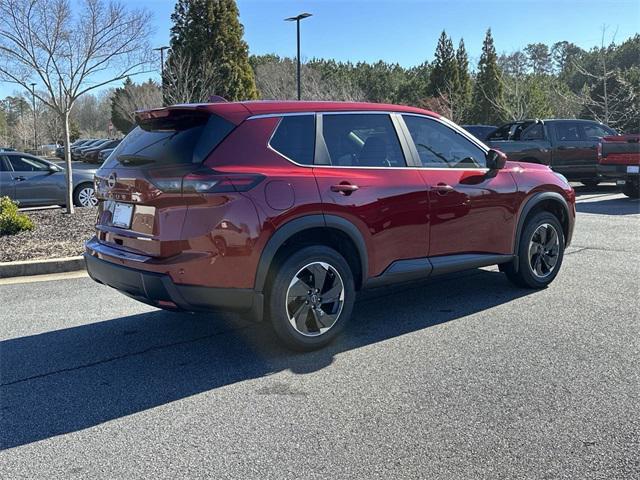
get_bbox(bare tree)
[254,60,364,102]
[163,53,219,105]
[0,0,153,213]
[111,79,161,133]
[556,26,639,130]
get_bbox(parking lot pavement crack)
[0,325,253,388]
[565,247,588,256]
[570,246,639,254]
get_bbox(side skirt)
[364,253,514,289]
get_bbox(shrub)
[0,196,35,236]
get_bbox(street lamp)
[285,13,312,101]
[153,46,170,78]
[29,82,37,153]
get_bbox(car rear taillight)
[147,167,264,194]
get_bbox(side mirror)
[48,164,61,173]
[486,149,507,170]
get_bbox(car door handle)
[14,176,26,182]
[330,183,359,195]
[557,146,576,150]
[433,183,454,195]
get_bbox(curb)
[0,256,85,278]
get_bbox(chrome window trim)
[267,114,317,166]
[261,110,491,172]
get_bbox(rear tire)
[622,181,640,199]
[266,245,355,351]
[502,211,565,289]
[73,182,98,207]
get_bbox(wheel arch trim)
[253,214,368,293]
[513,191,571,271]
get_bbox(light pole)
[153,46,170,78]
[30,82,37,153]
[285,13,312,100]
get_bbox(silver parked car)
[0,152,97,207]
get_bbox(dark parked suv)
[85,101,575,350]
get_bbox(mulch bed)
[0,207,97,262]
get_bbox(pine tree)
[167,0,258,102]
[429,30,459,99]
[455,39,472,121]
[472,28,503,124]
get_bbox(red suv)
[86,101,575,350]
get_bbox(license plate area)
[627,165,639,174]
[105,200,134,229]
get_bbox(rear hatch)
[93,107,238,258]
[599,135,640,165]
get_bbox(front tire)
[266,245,355,351]
[502,211,565,289]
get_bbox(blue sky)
[2,0,639,98]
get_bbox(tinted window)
[487,124,513,141]
[554,122,581,141]
[7,155,49,172]
[106,111,235,167]
[581,123,614,139]
[521,124,545,140]
[322,114,406,167]
[403,115,487,168]
[270,115,315,165]
[463,126,496,140]
[0,156,8,171]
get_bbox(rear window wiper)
[117,154,154,165]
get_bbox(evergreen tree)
[471,28,503,124]
[111,78,163,134]
[429,30,459,98]
[455,39,473,121]
[525,43,552,75]
[167,0,258,102]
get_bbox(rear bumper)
[84,250,263,319]
[598,164,640,181]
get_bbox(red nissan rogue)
[86,101,575,350]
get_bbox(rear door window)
[270,115,316,165]
[106,111,235,167]
[321,114,406,167]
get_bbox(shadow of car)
[0,268,535,450]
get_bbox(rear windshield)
[104,111,234,167]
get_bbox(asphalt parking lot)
[1,185,638,479]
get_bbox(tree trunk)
[63,109,74,214]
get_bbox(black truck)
[486,119,616,185]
